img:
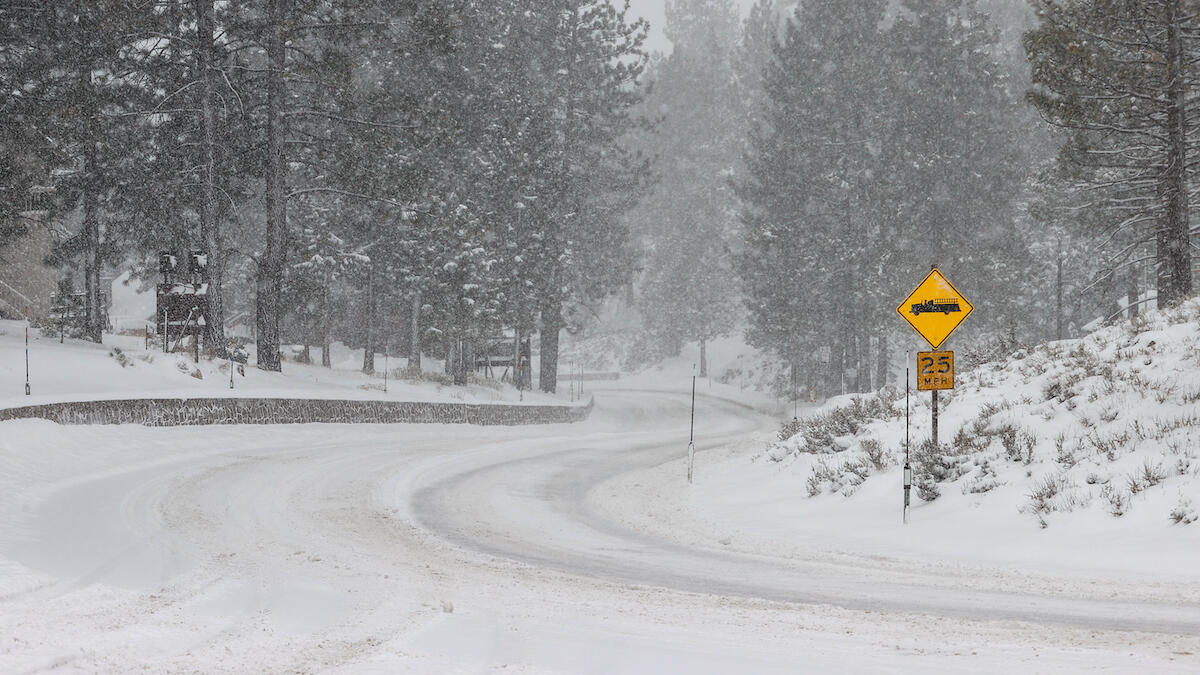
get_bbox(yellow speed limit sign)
[916,351,954,391]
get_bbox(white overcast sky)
[626,0,760,55]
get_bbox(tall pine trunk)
[81,66,103,344]
[1159,1,1193,307]
[321,267,331,367]
[196,0,226,355]
[362,264,375,374]
[539,295,560,394]
[256,0,287,371]
[1055,241,1064,340]
[409,292,421,372]
[536,4,578,396]
[875,333,888,390]
[82,142,102,343]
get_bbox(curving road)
[0,388,1197,673]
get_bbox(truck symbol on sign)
[910,298,961,316]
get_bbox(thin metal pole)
[932,389,939,448]
[687,375,696,484]
[24,305,31,395]
[229,336,235,389]
[904,352,910,524]
[384,347,389,393]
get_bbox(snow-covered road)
[1,388,1197,673]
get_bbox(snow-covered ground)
[0,301,1198,672]
[0,383,1197,672]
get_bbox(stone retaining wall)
[558,372,621,381]
[0,396,593,427]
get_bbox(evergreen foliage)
[1025,0,1197,309]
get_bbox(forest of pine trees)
[1,0,1195,397]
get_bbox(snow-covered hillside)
[692,299,1200,578]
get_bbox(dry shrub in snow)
[860,438,888,471]
[805,456,871,497]
[1022,472,1091,527]
[109,348,133,368]
[773,394,898,456]
[1169,497,1196,525]
[1100,483,1131,517]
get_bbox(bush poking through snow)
[805,455,872,497]
[770,394,898,459]
[1138,460,1168,488]
[1022,472,1090,526]
[861,438,888,471]
[175,358,203,379]
[912,439,965,502]
[109,348,133,368]
[1100,483,1131,517]
[1169,497,1197,525]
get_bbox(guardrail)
[0,396,593,427]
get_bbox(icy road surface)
[0,388,1197,673]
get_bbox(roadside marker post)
[687,375,696,484]
[24,305,31,396]
[904,353,910,524]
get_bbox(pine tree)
[1026,0,1196,307]
[883,0,1031,335]
[24,1,151,342]
[738,0,889,395]
[0,6,63,247]
[634,0,743,377]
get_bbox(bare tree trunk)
[539,296,560,394]
[256,0,287,372]
[1127,265,1139,320]
[512,328,520,384]
[362,264,375,374]
[196,0,226,355]
[536,3,577,396]
[875,333,888,389]
[321,267,331,367]
[1160,0,1193,307]
[82,140,102,343]
[464,336,475,383]
[1055,241,1064,340]
[81,67,102,344]
[409,292,421,372]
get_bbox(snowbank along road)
[0,386,1197,673]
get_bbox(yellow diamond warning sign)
[897,268,973,349]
